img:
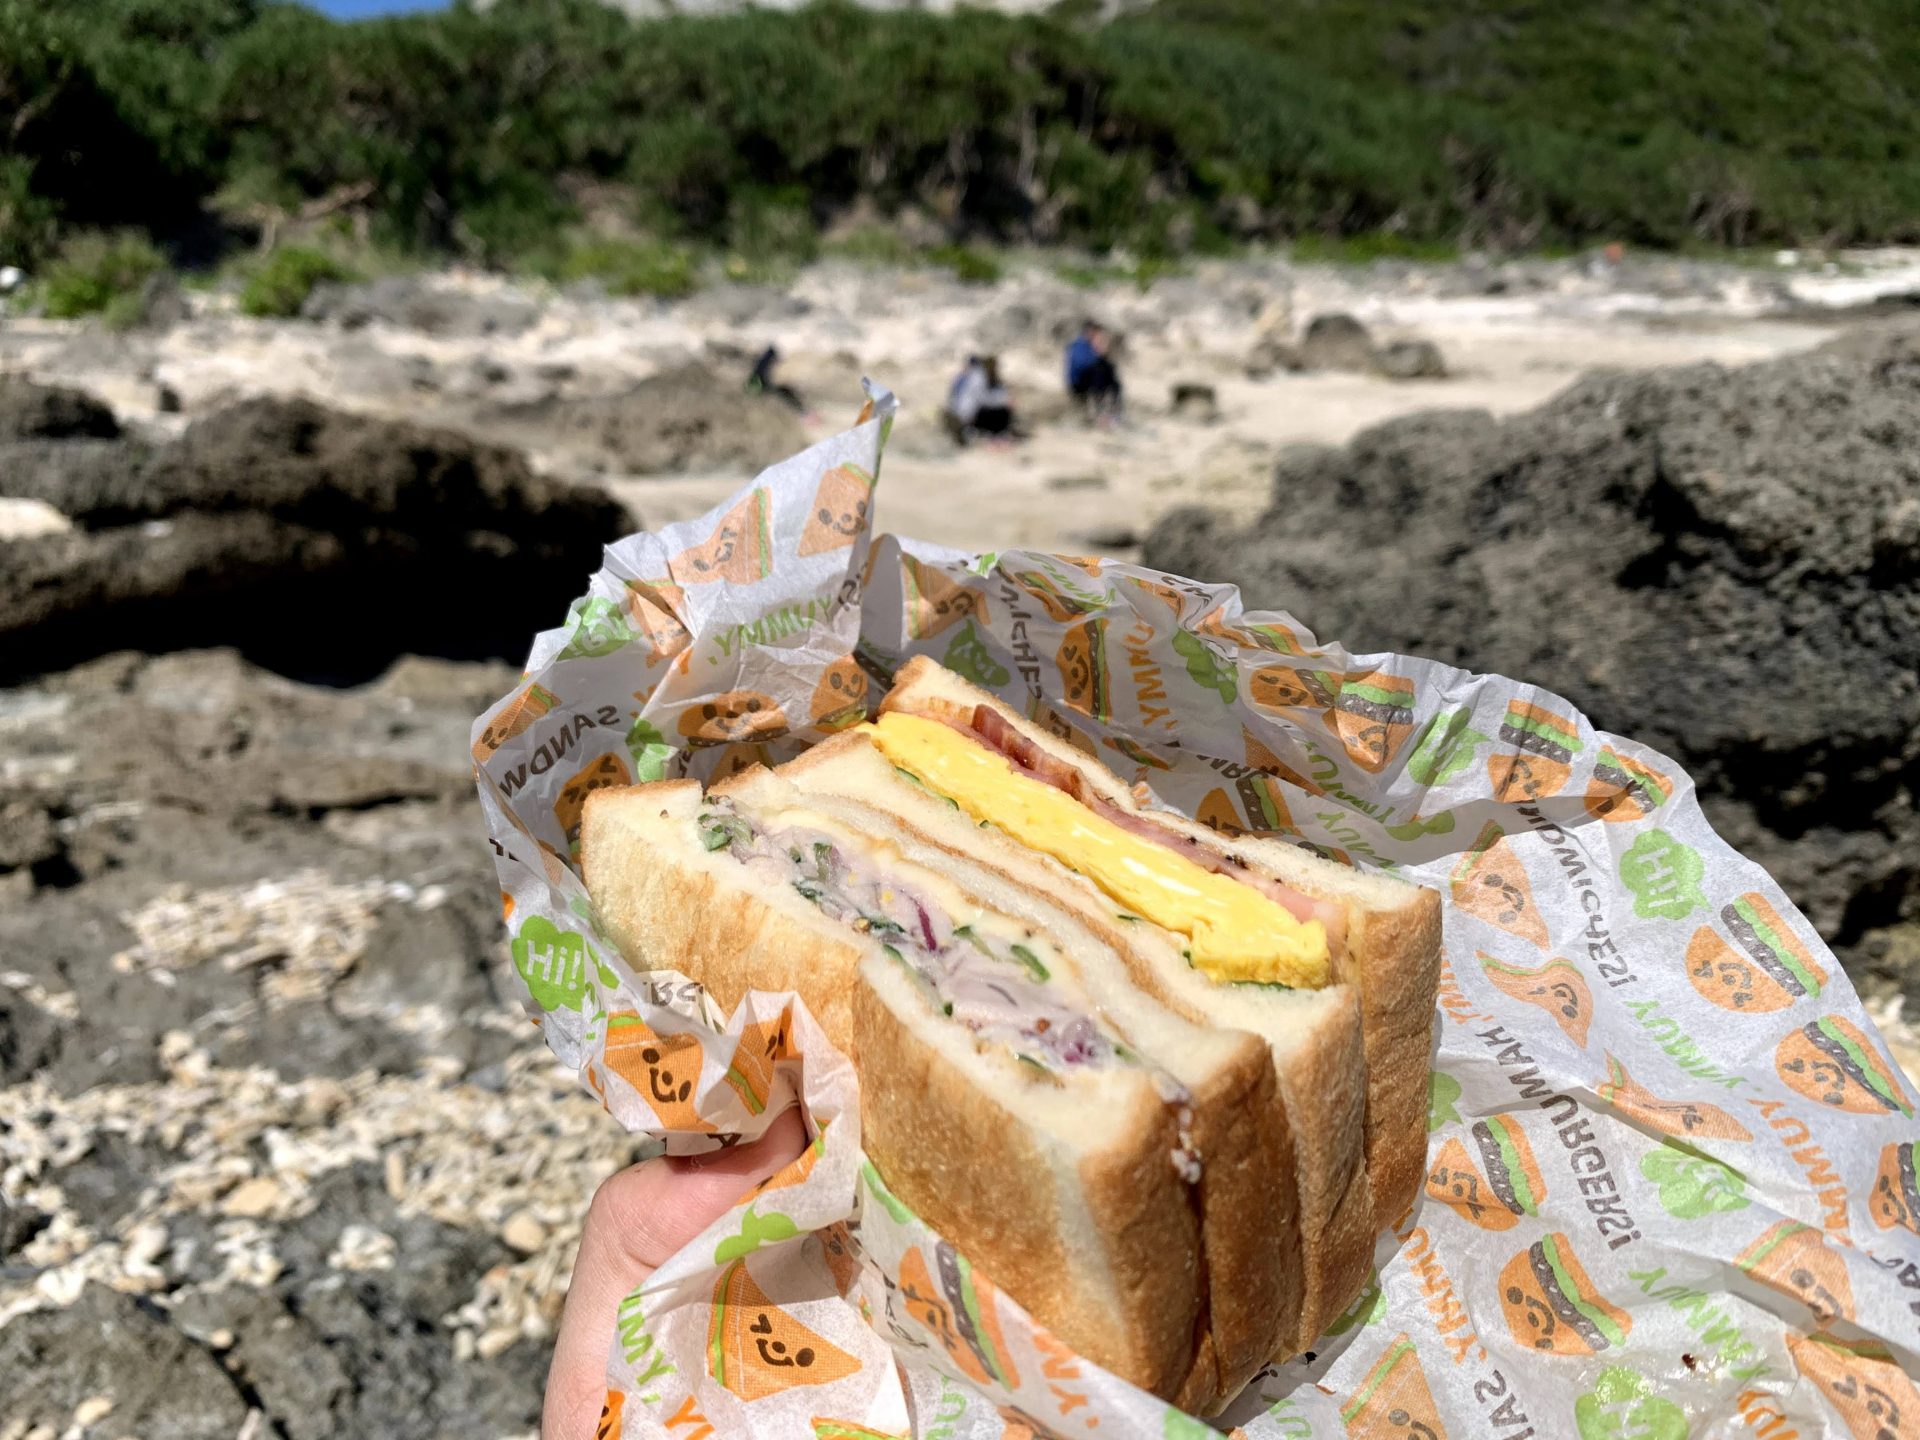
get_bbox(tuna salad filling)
[698,798,1126,1075]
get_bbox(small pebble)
[221,1177,283,1219]
[501,1211,546,1255]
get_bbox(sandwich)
[582,740,1296,1412]
[872,659,1441,1297]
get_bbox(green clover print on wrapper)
[1170,630,1237,704]
[714,1205,799,1264]
[624,715,676,782]
[1429,1072,1463,1132]
[510,915,596,1013]
[943,621,1010,688]
[1324,1274,1385,1337]
[1618,830,1708,921]
[1163,1411,1217,1440]
[558,596,633,661]
[1640,1141,1748,1219]
[1385,810,1457,842]
[1407,706,1490,786]
[1575,1366,1688,1440]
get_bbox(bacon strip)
[964,705,1349,961]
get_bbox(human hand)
[542,1106,809,1439]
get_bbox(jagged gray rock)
[1146,326,1920,978]
[0,389,631,680]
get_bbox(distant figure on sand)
[747,346,804,413]
[1066,322,1122,422]
[945,355,1016,445]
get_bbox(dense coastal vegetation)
[4,0,1915,311]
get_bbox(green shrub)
[932,244,1002,285]
[553,238,700,299]
[238,245,356,317]
[1288,233,1462,266]
[41,231,166,319]
[9,0,1920,269]
[822,225,920,268]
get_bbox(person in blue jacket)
[1065,321,1122,421]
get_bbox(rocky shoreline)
[4,251,1918,1435]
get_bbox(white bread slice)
[720,754,1298,1405]
[882,654,1442,1233]
[773,731,1368,1356]
[582,778,1228,1407]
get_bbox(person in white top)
[945,355,1015,446]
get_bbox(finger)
[542,1106,809,1440]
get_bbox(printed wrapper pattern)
[474,387,1920,1439]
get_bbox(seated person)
[1065,322,1122,418]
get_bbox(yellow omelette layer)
[863,712,1330,988]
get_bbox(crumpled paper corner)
[474,385,1920,1439]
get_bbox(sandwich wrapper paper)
[474,388,1920,1439]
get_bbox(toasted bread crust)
[884,654,1441,1228]
[852,963,1206,1400]
[581,780,864,1051]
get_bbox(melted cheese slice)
[863,712,1330,988]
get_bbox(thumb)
[542,1105,809,1440]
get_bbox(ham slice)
[962,705,1349,963]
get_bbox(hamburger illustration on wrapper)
[1236,772,1295,834]
[473,682,558,764]
[708,1260,861,1401]
[671,487,774,585]
[679,691,789,747]
[1487,699,1582,801]
[1871,1141,1920,1236]
[1339,1334,1447,1440]
[1056,619,1112,723]
[903,555,989,639]
[555,751,632,855]
[1686,893,1828,1013]
[896,1245,1019,1391]
[1585,745,1674,823]
[797,463,875,557]
[1776,1017,1915,1117]
[1735,1219,1854,1324]
[1786,1330,1920,1440]
[1425,1115,1546,1231]
[1480,954,1592,1047]
[1198,607,1311,657]
[605,1013,713,1132]
[1010,563,1106,621]
[1334,670,1416,773]
[811,655,871,732]
[1247,662,1339,715]
[1243,727,1322,795]
[1498,1233,1630,1355]
[1597,1055,1752,1142]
